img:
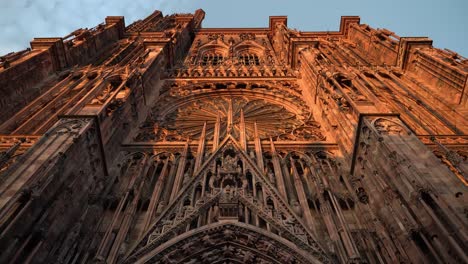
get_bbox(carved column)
[107,172,147,264]
[254,122,264,171]
[142,158,169,233]
[269,139,287,199]
[289,157,316,234]
[212,112,221,151]
[194,122,207,173]
[162,159,178,206]
[96,154,148,261]
[170,141,189,200]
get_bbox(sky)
[1,0,467,56]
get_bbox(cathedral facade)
[0,9,467,264]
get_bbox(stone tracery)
[0,8,466,264]
[136,95,325,142]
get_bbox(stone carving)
[208,33,224,42]
[134,223,325,264]
[52,118,90,135]
[239,33,256,41]
[89,82,119,105]
[335,75,368,101]
[272,22,289,64]
[124,137,330,263]
[277,121,326,141]
[222,154,238,172]
[0,139,25,175]
[134,120,187,142]
[373,118,408,135]
[167,32,297,78]
[137,95,321,143]
[331,93,351,112]
[106,98,124,116]
[2,8,467,264]
[356,187,369,204]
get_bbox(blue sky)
[1,0,467,56]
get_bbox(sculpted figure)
[241,250,255,263]
[212,204,220,221]
[236,164,242,174]
[223,154,237,171]
[279,252,295,263]
[241,175,249,190]
[245,234,259,245]
[208,173,216,190]
[291,199,302,216]
[257,240,275,253]
[268,170,276,183]
[202,234,216,246]
[181,242,194,254]
[222,245,235,258]
[182,171,191,185]
[223,229,235,240]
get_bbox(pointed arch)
[125,135,331,262]
[233,40,266,56]
[125,222,326,264]
[198,42,230,56]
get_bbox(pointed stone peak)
[125,134,330,262]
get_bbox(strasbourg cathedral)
[0,9,467,264]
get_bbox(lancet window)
[238,53,260,65]
[200,52,224,66]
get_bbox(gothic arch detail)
[127,222,325,264]
[136,83,324,143]
[125,135,331,263]
[371,117,410,135]
[1,9,466,264]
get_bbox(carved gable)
[126,135,330,263]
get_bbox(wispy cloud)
[0,0,196,55]
[1,0,467,56]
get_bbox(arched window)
[238,53,260,65]
[200,53,224,66]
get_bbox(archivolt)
[233,40,265,56]
[155,88,311,122]
[198,43,230,57]
[127,221,324,264]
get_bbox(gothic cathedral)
[0,9,467,264]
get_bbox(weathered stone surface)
[0,9,466,264]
